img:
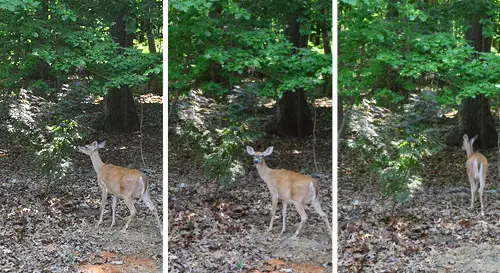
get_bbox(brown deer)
[78,141,162,235]
[462,134,488,216]
[246,146,332,239]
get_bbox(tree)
[458,1,497,148]
[105,4,140,132]
[277,7,313,138]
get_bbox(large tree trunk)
[277,89,313,137]
[105,10,140,132]
[458,14,497,149]
[105,86,140,132]
[276,10,313,138]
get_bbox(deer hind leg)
[266,194,278,233]
[291,202,308,239]
[141,191,163,235]
[478,176,486,216]
[122,197,137,232]
[109,195,117,230]
[469,174,477,211]
[279,201,288,238]
[312,200,332,236]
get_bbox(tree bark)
[276,10,313,138]
[105,10,140,132]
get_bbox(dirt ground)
[0,103,163,272]
[168,122,333,272]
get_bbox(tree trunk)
[321,7,332,97]
[105,86,140,132]
[105,10,140,132]
[458,14,497,148]
[277,89,313,137]
[146,25,156,53]
[276,10,313,138]
[459,95,496,149]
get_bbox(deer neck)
[89,152,104,174]
[255,159,272,182]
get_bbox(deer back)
[266,168,318,204]
[98,164,147,198]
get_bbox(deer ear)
[98,141,106,149]
[470,134,478,146]
[263,146,274,156]
[463,134,469,141]
[246,146,255,155]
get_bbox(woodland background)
[168,0,333,272]
[339,0,499,271]
[0,0,163,271]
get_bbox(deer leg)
[121,197,137,232]
[291,202,308,239]
[312,200,332,235]
[469,175,477,211]
[141,191,163,235]
[279,201,288,238]
[97,184,108,227]
[478,177,485,216]
[266,194,278,233]
[109,195,117,230]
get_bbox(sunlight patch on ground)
[75,251,158,273]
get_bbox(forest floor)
[0,99,163,272]
[168,93,333,272]
[338,95,500,272]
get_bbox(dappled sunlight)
[91,93,162,105]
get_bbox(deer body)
[463,134,488,216]
[78,141,162,235]
[247,146,332,239]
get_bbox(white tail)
[462,134,488,216]
[78,141,162,235]
[246,146,332,239]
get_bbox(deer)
[78,141,162,235]
[246,146,332,239]
[462,134,488,216]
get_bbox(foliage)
[347,98,442,215]
[379,136,432,205]
[0,0,162,183]
[168,0,332,99]
[339,0,500,108]
[3,89,86,183]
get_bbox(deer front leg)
[266,194,278,233]
[279,201,288,238]
[122,197,137,232]
[97,184,108,227]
